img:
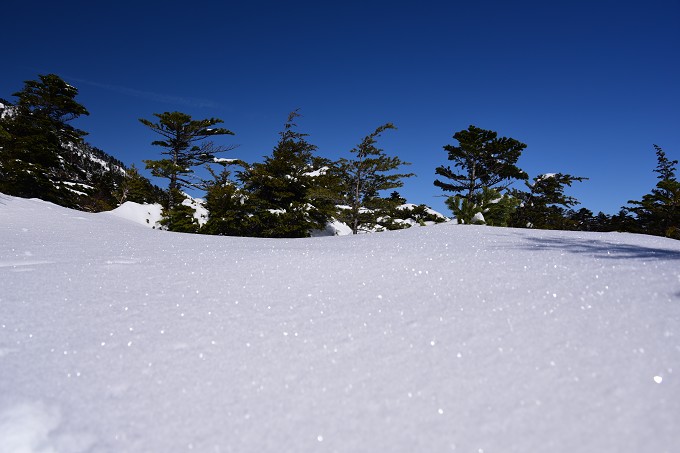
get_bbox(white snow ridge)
[1,194,679,452]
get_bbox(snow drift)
[1,194,679,453]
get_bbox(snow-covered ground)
[1,194,679,453]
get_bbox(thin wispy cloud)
[67,77,222,109]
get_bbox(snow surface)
[1,194,680,453]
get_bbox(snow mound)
[0,401,95,453]
[105,201,163,228]
[1,194,679,453]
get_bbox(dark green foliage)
[434,125,528,200]
[626,145,680,239]
[200,163,258,236]
[336,123,414,234]
[445,195,485,225]
[509,173,588,230]
[445,187,519,226]
[568,208,597,231]
[239,110,336,238]
[0,75,90,207]
[481,189,520,227]
[140,111,236,206]
[608,209,640,233]
[0,74,131,211]
[114,164,166,205]
[159,189,199,233]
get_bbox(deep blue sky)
[3,0,679,215]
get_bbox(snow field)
[1,194,679,452]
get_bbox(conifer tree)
[446,187,520,226]
[140,111,235,197]
[201,162,256,236]
[435,125,527,198]
[240,110,335,238]
[0,74,90,206]
[627,145,680,239]
[434,125,527,223]
[140,111,235,232]
[509,173,588,230]
[114,164,165,205]
[336,123,414,234]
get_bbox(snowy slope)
[1,194,679,453]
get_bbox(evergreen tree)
[158,188,199,233]
[445,187,519,226]
[240,110,336,238]
[0,74,90,206]
[201,162,257,236]
[140,111,235,232]
[435,125,527,198]
[434,125,527,223]
[509,173,588,230]
[336,123,414,234]
[568,207,597,231]
[140,111,235,197]
[114,164,165,205]
[609,209,639,233]
[627,145,680,239]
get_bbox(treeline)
[138,110,428,236]
[1,74,677,240]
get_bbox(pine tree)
[336,123,414,234]
[509,173,588,230]
[240,110,336,238]
[627,145,680,239]
[0,74,90,206]
[434,125,527,223]
[140,111,235,196]
[140,111,235,232]
[435,125,527,197]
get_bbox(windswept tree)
[434,125,527,223]
[626,145,680,239]
[336,123,414,234]
[140,111,236,231]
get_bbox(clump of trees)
[433,125,677,239]
[140,110,424,237]
[625,145,679,240]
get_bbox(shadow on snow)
[517,235,680,261]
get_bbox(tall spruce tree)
[336,123,414,234]
[0,74,90,206]
[240,110,336,238]
[627,145,680,239]
[140,111,235,231]
[434,125,527,223]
